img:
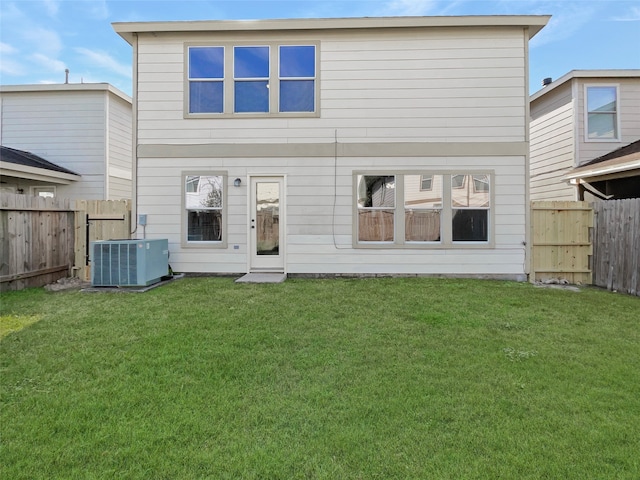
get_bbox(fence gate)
[74,199,131,281]
[531,201,593,284]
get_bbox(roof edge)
[113,15,550,45]
[0,83,132,104]
[530,69,640,101]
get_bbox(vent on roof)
[542,77,553,87]
[91,239,169,287]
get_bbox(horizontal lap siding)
[136,28,526,144]
[137,156,526,276]
[1,91,107,199]
[529,102,575,200]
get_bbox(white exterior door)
[250,176,285,272]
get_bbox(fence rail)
[592,199,640,296]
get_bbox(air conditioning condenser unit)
[91,239,169,287]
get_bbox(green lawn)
[1,277,639,479]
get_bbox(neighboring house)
[113,15,549,279]
[0,83,133,200]
[529,70,640,201]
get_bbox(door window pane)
[256,182,279,255]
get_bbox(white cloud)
[41,0,60,17]
[30,53,67,74]
[0,57,26,76]
[80,0,109,19]
[610,6,640,21]
[529,3,598,49]
[383,0,438,16]
[75,47,132,78]
[0,42,18,55]
[22,27,63,56]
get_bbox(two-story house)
[529,70,640,201]
[0,83,133,200]
[113,15,548,279]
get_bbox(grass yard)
[1,277,639,479]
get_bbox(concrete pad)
[81,274,185,293]
[235,273,286,284]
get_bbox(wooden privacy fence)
[1,193,75,291]
[531,201,593,285]
[0,193,131,291]
[592,199,640,296]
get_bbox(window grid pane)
[189,47,224,79]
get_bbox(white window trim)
[181,171,228,249]
[31,186,56,198]
[584,84,621,143]
[184,41,320,119]
[353,171,495,249]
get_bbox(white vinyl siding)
[530,102,576,201]
[0,87,132,201]
[136,28,526,145]
[136,155,525,276]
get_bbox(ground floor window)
[182,172,227,247]
[355,172,491,247]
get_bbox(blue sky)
[1,0,639,96]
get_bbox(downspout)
[131,32,139,237]
[104,90,110,199]
[524,27,532,282]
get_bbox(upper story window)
[188,46,224,114]
[186,43,318,117]
[585,85,620,141]
[279,45,315,112]
[234,46,270,113]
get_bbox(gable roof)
[530,69,640,102]
[113,15,550,45]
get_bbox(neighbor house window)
[355,172,491,247]
[188,46,224,114]
[32,186,55,198]
[183,173,227,246]
[186,42,317,116]
[586,85,619,141]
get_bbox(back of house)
[113,15,548,278]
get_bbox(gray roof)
[1,146,79,176]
